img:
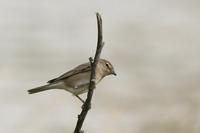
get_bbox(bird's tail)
[28,84,53,94]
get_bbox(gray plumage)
[28,59,116,96]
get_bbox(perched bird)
[28,59,116,102]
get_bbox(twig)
[73,12,104,133]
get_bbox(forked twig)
[73,12,104,133]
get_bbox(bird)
[27,59,116,103]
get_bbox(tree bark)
[73,12,104,133]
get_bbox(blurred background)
[1,0,200,133]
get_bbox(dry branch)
[73,12,104,133]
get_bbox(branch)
[73,12,104,133]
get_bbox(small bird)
[28,59,116,102]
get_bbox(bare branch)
[73,12,104,133]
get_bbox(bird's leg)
[75,95,88,109]
[75,95,85,103]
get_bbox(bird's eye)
[106,63,109,68]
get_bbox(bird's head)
[99,59,117,77]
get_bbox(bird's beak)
[112,71,117,76]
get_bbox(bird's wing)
[47,62,91,83]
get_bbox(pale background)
[1,0,200,133]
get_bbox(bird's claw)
[81,102,91,110]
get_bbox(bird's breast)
[63,71,102,89]
[63,71,90,88]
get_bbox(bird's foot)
[81,102,91,110]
